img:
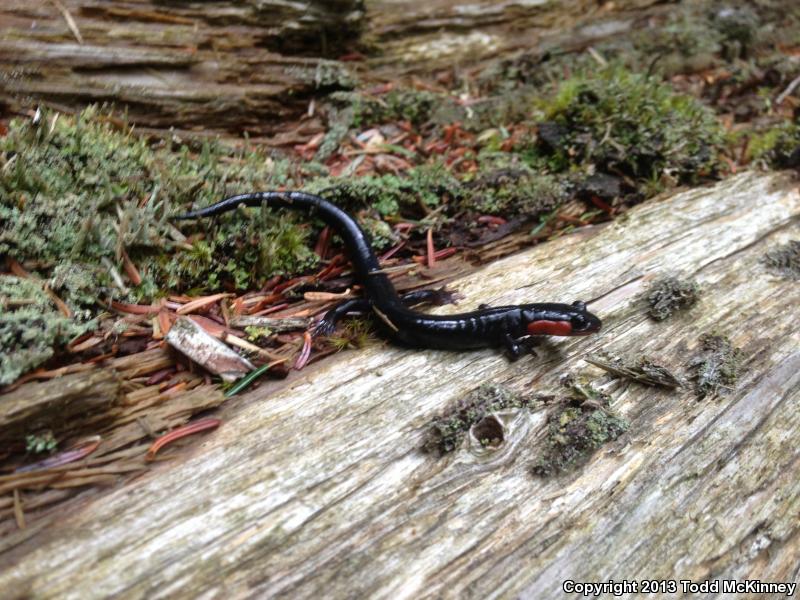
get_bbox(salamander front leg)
[503,334,522,361]
[312,298,371,338]
[519,336,540,357]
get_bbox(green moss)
[532,379,628,476]
[326,317,374,351]
[425,383,537,454]
[244,325,274,343]
[25,431,57,454]
[461,163,567,216]
[352,89,446,127]
[746,122,800,169]
[0,107,315,304]
[357,216,398,251]
[532,67,724,184]
[308,163,462,215]
[48,263,101,318]
[711,5,759,57]
[646,276,700,321]
[0,276,92,386]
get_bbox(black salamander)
[174,191,601,359]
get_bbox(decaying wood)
[0,0,362,135]
[1,171,798,597]
[1,0,680,138]
[0,347,226,539]
[0,369,121,448]
[365,0,664,73]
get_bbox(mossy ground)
[0,107,314,305]
[0,275,92,385]
[2,0,799,386]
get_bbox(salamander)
[174,191,601,359]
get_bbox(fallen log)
[0,171,798,597]
[0,0,361,135]
[366,0,663,71]
[0,369,121,451]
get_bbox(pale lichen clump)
[690,333,742,399]
[762,240,800,280]
[532,377,628,476]
[0,276,92,386]
[646,276,700,321]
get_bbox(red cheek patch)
[527,320,573,336]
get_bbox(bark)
[0,369,120,448]
[365,0,662,73]
[0,0,675,137]
[1,171,798,598]
[0,0,362,135]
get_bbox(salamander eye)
[572,300,586,311]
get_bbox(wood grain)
[0,0,362,135]
[1,171,799,598]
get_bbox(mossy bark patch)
[532,401,628,477]
[689,334,743,399]
[762,240,800,280]
[425,383,539,454]
[646,276,700,321]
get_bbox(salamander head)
[523,301,602,337]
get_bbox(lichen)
[646,276,700,321]
[283,60,356,90]
[425,383,538,454]
[532,377,628,476]
[762,240,800,280]
[689,333,742,399]
[0,106,318,304]
[0,276,92,386]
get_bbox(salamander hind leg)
[312,298,371,338]
[401,287,460,307]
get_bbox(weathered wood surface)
[1,171,799,598]
[366,0,662,72]
[0,0,361,135]
[0,0,676,136]
[0,370,120,448]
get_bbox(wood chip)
[165,316,254,382]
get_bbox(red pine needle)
[146,418,222,461]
